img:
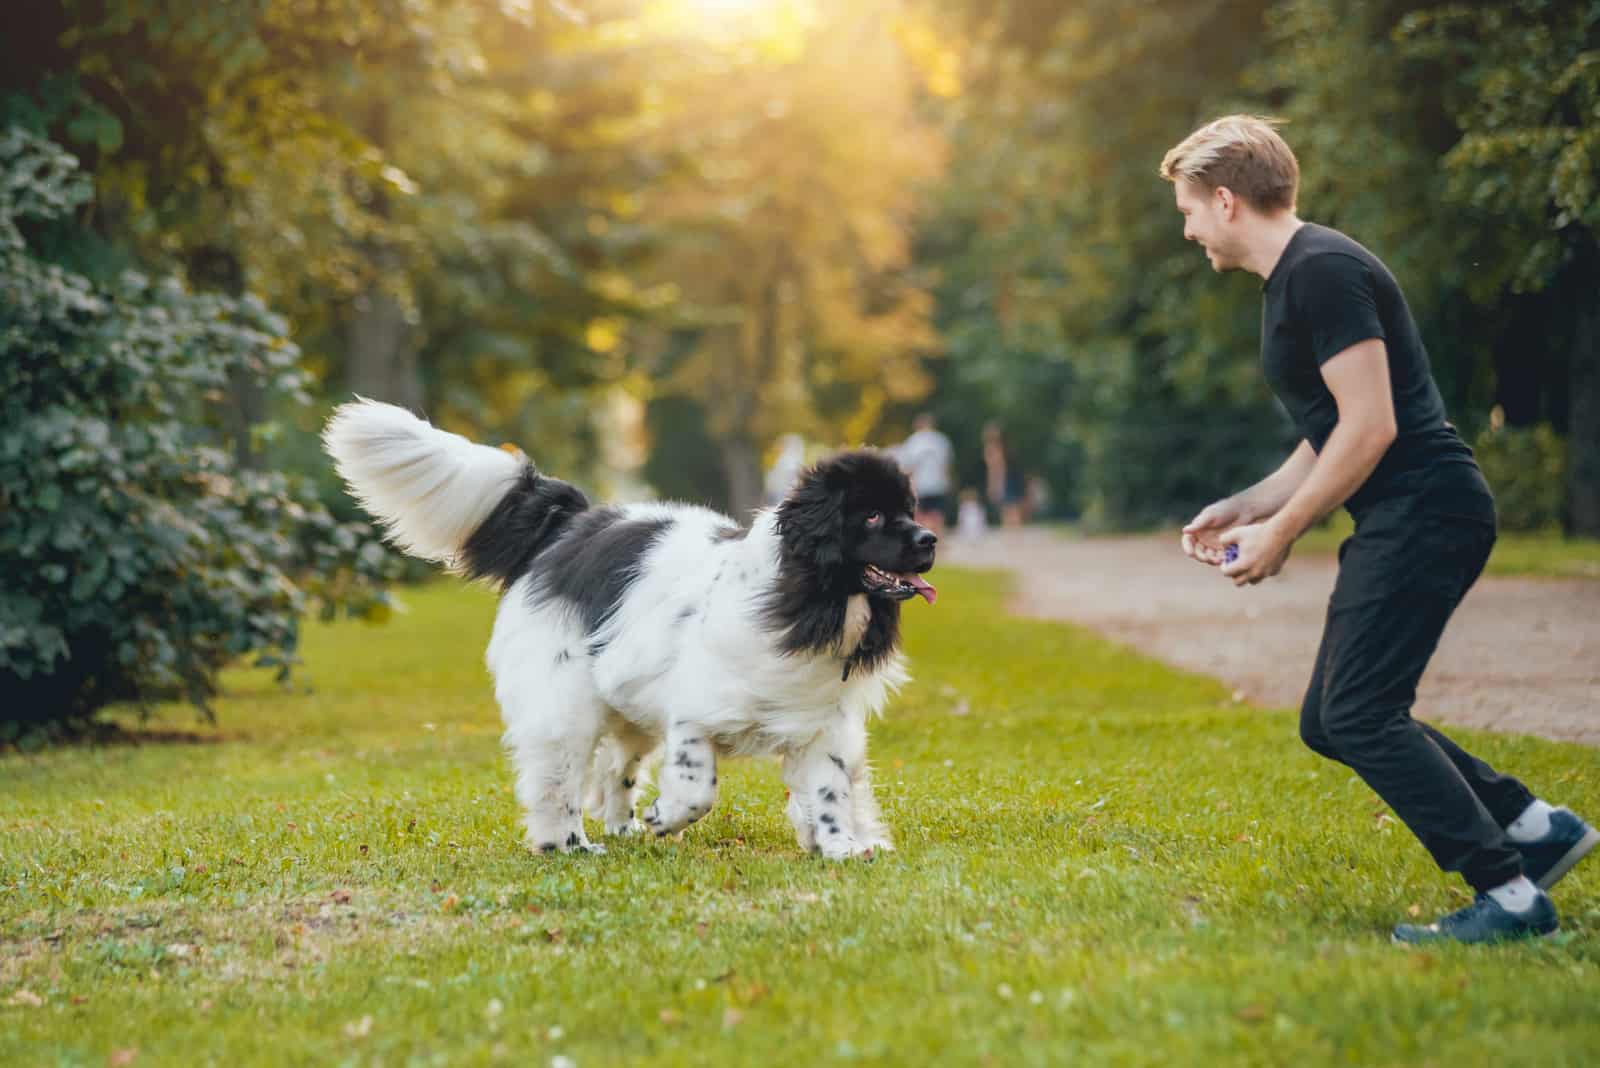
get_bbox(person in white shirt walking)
[896,413,954,537]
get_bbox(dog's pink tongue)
[905,573,937,605]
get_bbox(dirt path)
[943,528,1600,746]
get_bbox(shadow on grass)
[2,718,244,756]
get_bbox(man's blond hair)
[1159,115,1299,213]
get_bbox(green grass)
[3,573,1597,1067]
[1294,513,1600,579]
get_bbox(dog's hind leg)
[585,720,654,836]
[501,681,607,855]
[641,722,718,837]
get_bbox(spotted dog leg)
[847,758,894,854]
[502,690,607,856]
[783,739,877,860]
[641,725,718,837]
[585,728,654,837]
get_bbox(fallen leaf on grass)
[109,1049,138,1067]
[722,1008,744,1031]
[332,888,353,905]
[1407,904,1422,918]
[658,1009,681,1025]
[1236,1003,1268,1023]
[343,1015,374,1039]
[7,989,44,1007]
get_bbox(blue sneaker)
[1392,891,1558,945]
[1514,808,1600,890]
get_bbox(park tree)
[1396,0,1600,534]
[630,1,943,516]
[2,0,665,482]
[1259,0,1600,534]
[917,0,1285,527]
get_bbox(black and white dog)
[323,399,937,859]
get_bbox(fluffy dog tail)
[322,397,589,584]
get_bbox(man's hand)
[1219,521,1294,586]
[1181,498,1247,565]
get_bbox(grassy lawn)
[4,572,1598,1067]
[1294,514,1600,580]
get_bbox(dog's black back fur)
[526,509,673,641]
[460,468,673,643]
[460,465,591,587]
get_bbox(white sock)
[1506,799,1556,842]
[1486,875,1541,913]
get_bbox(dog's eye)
[864,512,883,528]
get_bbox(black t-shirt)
[1260,223,1477,515]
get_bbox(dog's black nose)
[914,529,937,551]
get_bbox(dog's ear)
[776,463,847,580]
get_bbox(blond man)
[1160,115,1595,944]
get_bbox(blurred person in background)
[956,487,987,542]
[896,412,954,537]
[983,421,1025,528]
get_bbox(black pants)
[1298,469,1535,892]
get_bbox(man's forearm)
[1267,422,1394,541]
[1235,440,1318,522]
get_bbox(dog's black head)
[774,450,937,604]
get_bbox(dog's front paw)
[528,831,606,856]
[816,833,879,861]
[641,796,712,837]
[787,797,818,852]
[606,817,647,837]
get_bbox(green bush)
[1475,421,1567,532]
[0,127,398,743]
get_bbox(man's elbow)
[1367,416,1397,452]
[1340,413,1396,454]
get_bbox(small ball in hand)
[1224,544,1239,565]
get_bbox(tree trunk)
[715,252,786,519]
[344,250,424,411]
[189,244,266,468]
[721,437,763,521]
[342,99,424,411]
[1567,283,1600,536]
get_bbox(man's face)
[1174,179,1242,272]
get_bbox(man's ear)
[1215,185,1237,221]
